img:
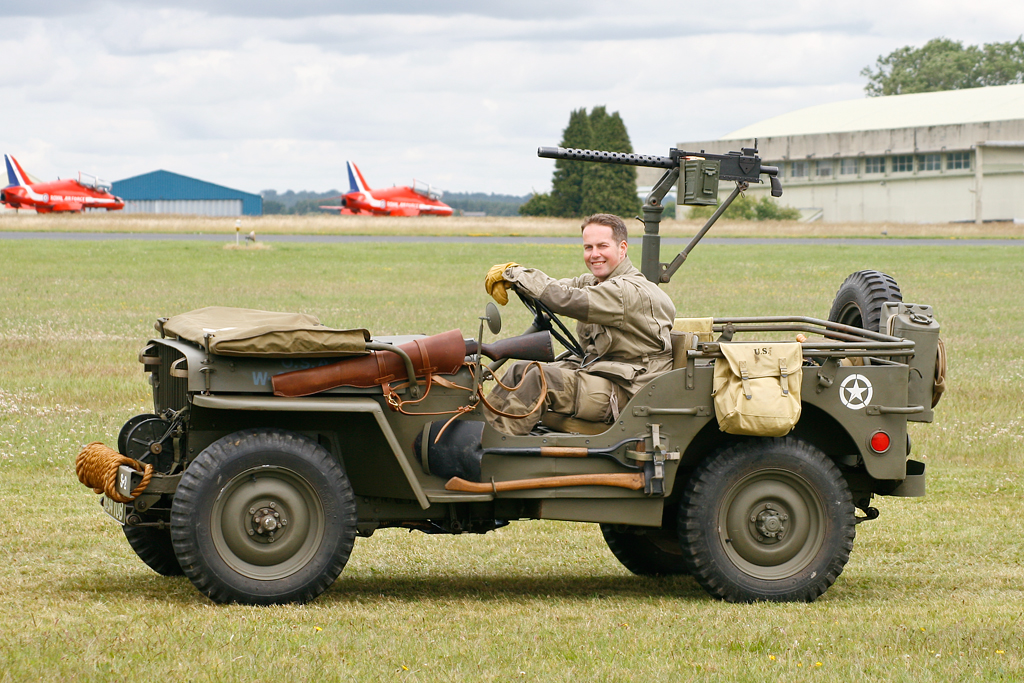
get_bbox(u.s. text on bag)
[712,342,803,436]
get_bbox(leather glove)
[484,262,519,305]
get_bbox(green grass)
[1,238,1022,681]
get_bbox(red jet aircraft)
[319,162,453,216]
[2,154,125,213]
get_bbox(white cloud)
[2,2,1024,194]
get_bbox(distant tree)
[260,189,341,211]
[862,36,1024,96]
[292,198,329,215]
[981,38,1024,86]
[518,192,553,216]
[580,107,639,218]
[548,108,592,217]
[263,199,286,215]
[687,194,801,221]
[521,106,640,218]
[443,192,530,216]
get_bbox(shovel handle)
[445,472,645,493]
[539,447,589,458]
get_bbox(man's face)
[582,223,627,282]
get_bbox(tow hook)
[855,505,880,524]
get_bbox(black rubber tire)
[678,438,855,602]
[170,428,357,605]
[122,525,185,576]
[828,270,902,332]
[600,525,688,576]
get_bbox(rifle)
[537,145,783,284]
[464,331,554,363]
[271,330,555,398]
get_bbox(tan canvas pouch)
[712,342,803,436]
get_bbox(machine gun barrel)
[538,145,780,186]
[538,147,677,169]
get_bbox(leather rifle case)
[272,329,467,397]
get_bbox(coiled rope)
[75,442,153,503]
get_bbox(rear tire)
[678,438,855,602]
[171,428,356,605]
[600,525,688,576]
[828,270,901,332]
[123,526,184,576]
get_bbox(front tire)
[678,438,855,602]
[123,526,184,576]
[170,429,356,605]
[600,525,688,576]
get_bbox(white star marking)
[839,374,873,409]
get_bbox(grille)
[149,344,188,412]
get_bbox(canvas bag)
[161,306,370,358]
[712,342,803,436]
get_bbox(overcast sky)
[2,1,1022,196]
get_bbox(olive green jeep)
[87,146,944,604]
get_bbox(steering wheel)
[515,289,586,359]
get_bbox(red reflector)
[870,431,891,453]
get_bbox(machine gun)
[537,145,783,284]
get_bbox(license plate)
[101,496,127,525]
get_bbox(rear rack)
[693,316,914,360]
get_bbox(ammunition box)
[683,158,720,206]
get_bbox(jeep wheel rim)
[212,466,324,580]
[718,468,826,580]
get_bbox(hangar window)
[840,158,859,175]
[864,157,885,174]
[892,155,914,173]
[791,161,808,177]
[816,160,834,177]
[947,152,971,170]
[918,154,941,171]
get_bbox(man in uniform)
[483,213,676,435]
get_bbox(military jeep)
[88,146,943,604]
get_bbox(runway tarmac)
[1,231,1021,247]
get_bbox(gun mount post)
[640,167,680,283]
[537,145,782,285]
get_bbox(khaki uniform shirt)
[505,257,676,396]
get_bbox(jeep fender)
[190,394,430,509]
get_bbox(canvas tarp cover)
[160,306,370,358]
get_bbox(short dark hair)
[581,213,628,243]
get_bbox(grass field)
[0,234,1022,681]
[2,210,1024,240]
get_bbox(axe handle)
[444,472,645,493]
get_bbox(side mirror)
[484,302,502,335]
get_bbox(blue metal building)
[112,170,262,216]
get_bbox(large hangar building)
[646,84,1024,223]
[112,170,262,216]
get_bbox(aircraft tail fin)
[346,162,371,193]
[4,155,30,188]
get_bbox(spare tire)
[828,270,902,332]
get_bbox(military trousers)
[484,360,627,436]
